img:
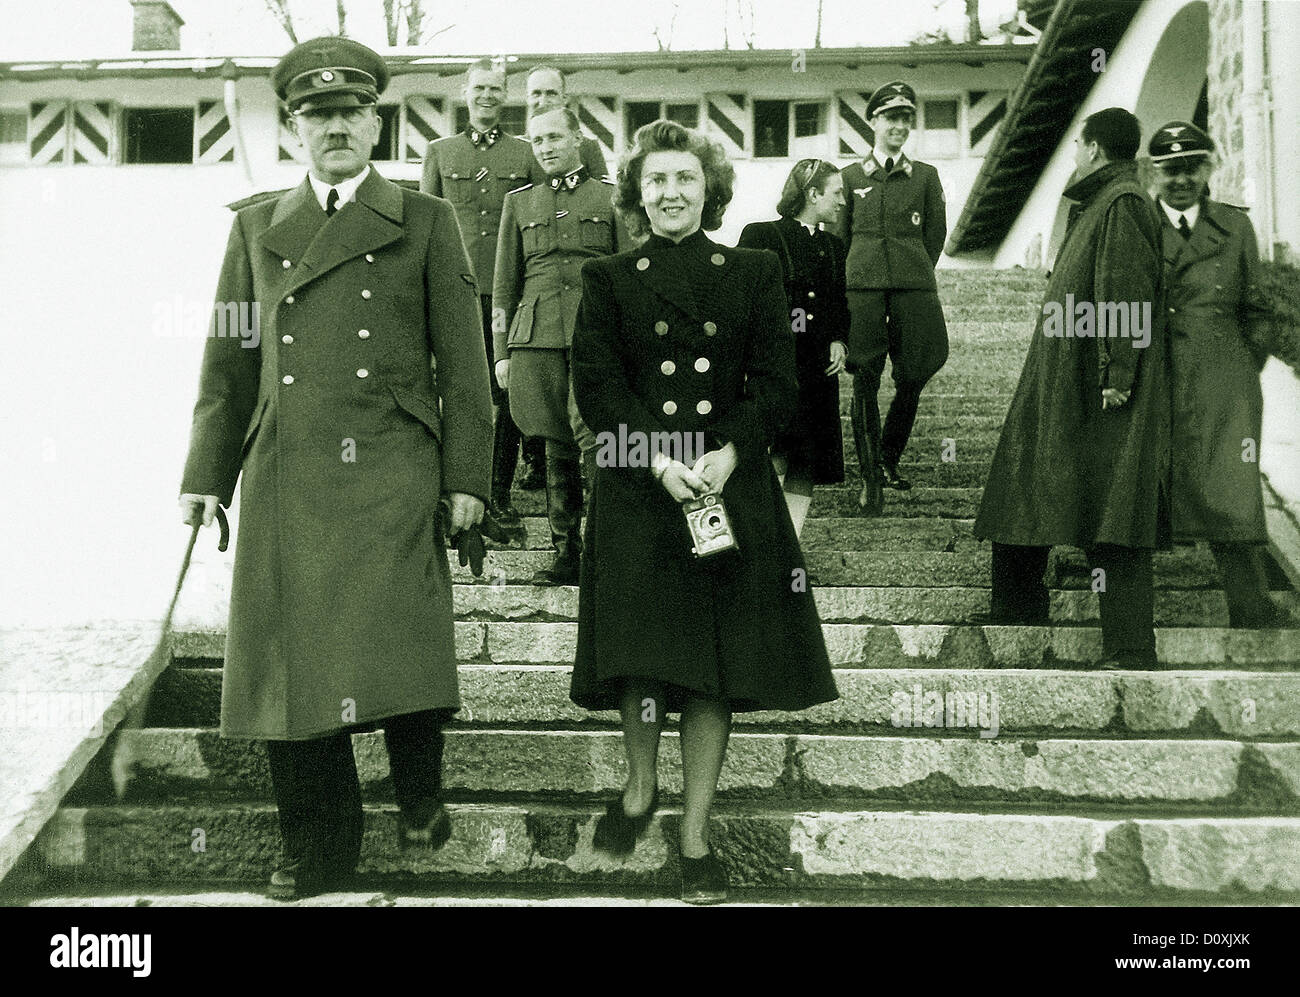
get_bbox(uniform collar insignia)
[468,124,502,147]
[548,166,588,191]
[866,152,911,177]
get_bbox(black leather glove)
[435,498,488,577]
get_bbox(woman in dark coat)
[737,160,849,536]
[570,120,838,903]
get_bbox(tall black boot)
[532,446,582,586]
[519,436,547,491]
[489,406,521,525]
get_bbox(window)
[373,105,399,161]
[0,109,25,165]
[454,104,526,137]
[921,99,960,158]
[624,101,660,141]
[753,100,788,158]
[123,107,193,163]
[665,103,699,129]
[793,102,824,139]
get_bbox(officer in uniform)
[1149,121,1290,628]
[493,105,625,585]
[523,64,609,179]
[835,81,948,515]
[422,57,545,520]
[179,37,494,898]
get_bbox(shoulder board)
[600,175,615,185]
[508,182,534,195]
[226,188,290,212]
[1216,200,1250,213]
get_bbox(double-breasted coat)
[736,215,848,484]
[1160,197,1271,542]
[974,161,1171,550]
[181,168,494,740]
[834,153,949,381]
[569,229,839,713]
[492,171,625,442]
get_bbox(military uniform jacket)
[835,152,946,290]
[569,229,838,714]
[181,168,494,739]
[974,161,1170,550]
[421,130,536,290]
[492,172,624,356]
[1161,198,1270,541]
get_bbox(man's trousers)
[263,708,450,884]
[990,542,1156,664]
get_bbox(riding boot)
[489,412,521,524]
[532,447,583,585]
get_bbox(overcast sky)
[0,0,1021,58]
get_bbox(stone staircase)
[6,270,1300,906]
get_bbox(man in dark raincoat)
[974,107,1170,669]
[179,38,494,897]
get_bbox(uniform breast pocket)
[521,218,551,255]
[578,215,613,250]
[440,169,472,204]
[508,299,535,346]
[496,170,529,198]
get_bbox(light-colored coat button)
[710,253,725,266]
[637,258,650,271]
[356,368,369,378]
[696,400,712,415]
[807,290,816,299]
[661,360,676,375]
[358,329,370,339]
[281,334,293,345]
[703,321,717,336]
[663,400,678,415]
[361,289,372,299]
[654,320,669,336]
[285,295,295,304]
[365,253,375,263]
[282,259,292,269]
[695,357,710,373]
[282,374,294,385]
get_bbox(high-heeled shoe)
[592,785,659,857]
[679,848,728,905]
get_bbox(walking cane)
[165,505,231,629]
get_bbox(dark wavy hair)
[614,119,735,239]
[776,159,841,218]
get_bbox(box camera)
[682,492,739,559]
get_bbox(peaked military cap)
[271,36,390,111]
[866,81,917,118]
[1148,120,1215,162]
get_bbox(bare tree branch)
[721,0,729,49]
[383,0,398,45]
[651,0,681,51]
[405,0,425,44]
[965,0,984,41]
[815,0,824,48]
[336,0,348,36]
[263,0,297,43]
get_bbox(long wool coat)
[569,229,838,713]
[736,216,848,485]
[181,168,494,740]
[1161,198,1271,542]
[974,161,1171,550]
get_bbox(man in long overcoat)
[1148,120,1288,628]
[179,38,493,897]
[974,108,1169,669]
[422,58,546,521]
[834,81,949,514]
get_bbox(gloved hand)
[435,498,488,577]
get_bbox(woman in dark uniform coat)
[570,120,838,903]
[737,159,849,536]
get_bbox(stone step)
[106,728,1300,811]
[451,549,1285,593]
[143,665,1300,737]
[15,804,1298,897]
[170,620,1300,670]
[836,393,1013,417]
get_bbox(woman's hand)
[692,442,739,494]
[661,460,708,502]
[826,340,847,376]
[1101,387,1131,410]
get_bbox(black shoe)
[488,498,522,527]
[397,804,452,853]
[592,786,659,858]
[265,863,354,901]
[680,849,728,905]
[857,473,884,517]
[1229,602,1298,629]
[880,461,912,491]
[1095,651,1159,671]
[518,463,546,491]
[531,552,580,586]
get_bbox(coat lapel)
[258,178,326,267]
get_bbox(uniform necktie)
[326,187,339,217]
[1178,214,1192,240]
[885,157,894,173]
